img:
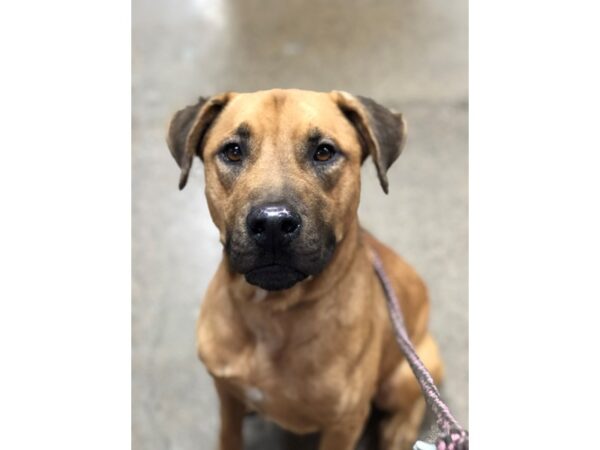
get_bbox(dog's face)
[167,89,406,291]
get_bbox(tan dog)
[167,89,443,450]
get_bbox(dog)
[167,89,443,450]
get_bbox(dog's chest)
[231,340,354,432]
[199,307,361,433]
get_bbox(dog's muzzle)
[242,204,307,290]
[226,202,336,292]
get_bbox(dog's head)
[167,89,406,291]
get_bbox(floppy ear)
[166,93,231,189]
[332,91,407,194]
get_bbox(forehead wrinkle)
[307,127,323,144]
[270,91,287,114]
[234,121,251,139]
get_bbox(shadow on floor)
[244,405,438,450]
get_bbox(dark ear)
[166,93,231,189]
[331,91,407,193]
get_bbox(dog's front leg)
[319,407,369,450]
[215,380,245,450]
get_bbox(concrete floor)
[132,0,467,449]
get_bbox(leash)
[372,252,469,450]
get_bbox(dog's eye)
[222,143,243,162]
[313,144,336,162]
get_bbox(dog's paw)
[379,398,426,450]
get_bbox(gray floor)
[132,0,467,448]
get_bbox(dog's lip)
[244,264,308,291]
[246,263,305,275]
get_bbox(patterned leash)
[372,252,469,450]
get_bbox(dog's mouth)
[244,264,308,291]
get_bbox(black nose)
[246,204,302,249]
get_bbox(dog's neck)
[223,217,364,311]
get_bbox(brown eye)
[313,144,336,162]
[222,143,242,162]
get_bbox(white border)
[1,0,600,448]
[0,0,131,448]
[471,1,600,448]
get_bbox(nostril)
[250,218,266,235]
[281,218,299,235]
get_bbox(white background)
[1,0,599,449]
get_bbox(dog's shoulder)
[196,264,252,377]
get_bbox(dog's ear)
[331,91,407,194]
[166,93,231,189]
